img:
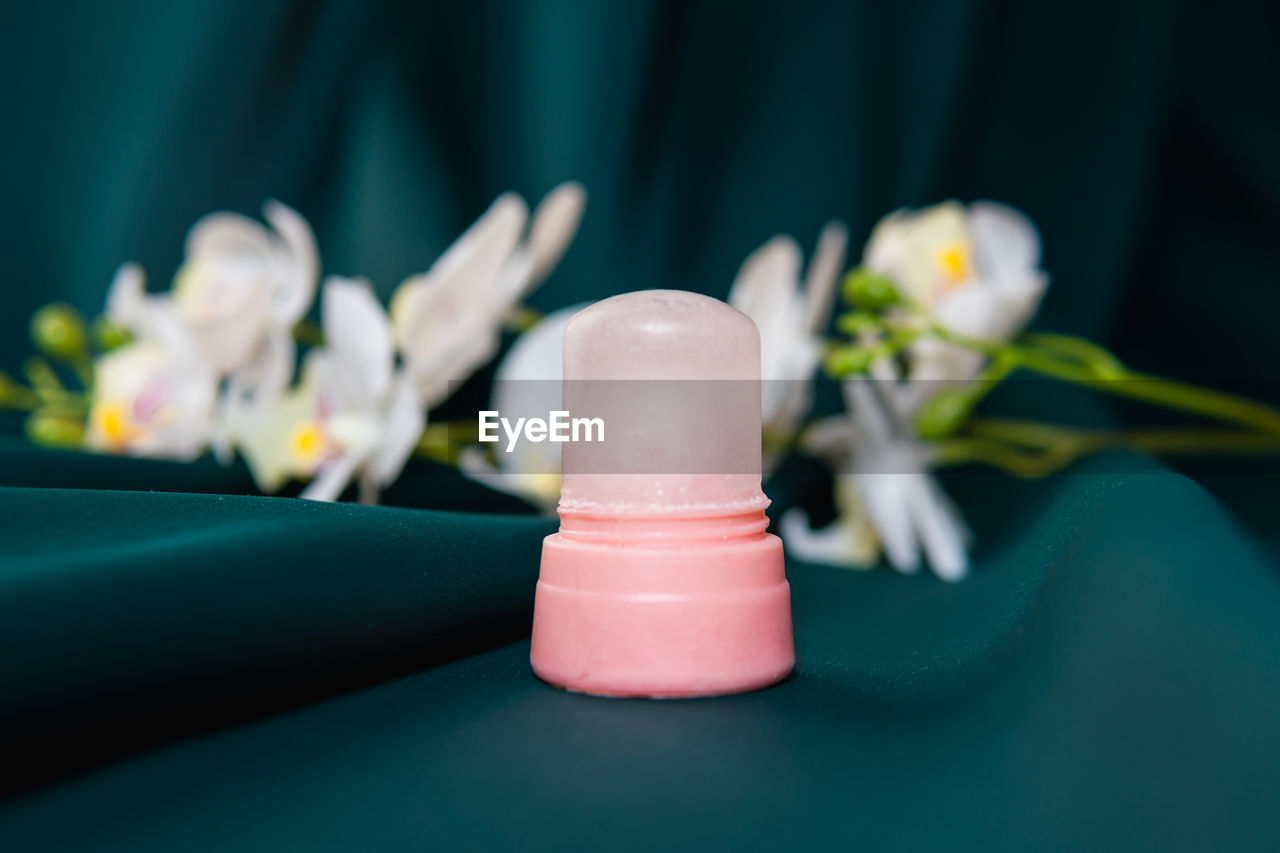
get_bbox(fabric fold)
[0,486,554,793]
[3,461,1280,850]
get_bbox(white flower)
[85,338,217,460]
[728,221,848,439]
[171,200,317,373]
[780,380,971,582]
[104,262,174,346]
[458,303,588,512]
[239,277,423,503]
[233,359,328,493]
[785,201,1046,579]
[109,201,317,377]
[779,472,880,569]
[105,201,320,457]
[391,182,586,409]
[864,200,1047,383]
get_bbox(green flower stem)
[937,418,1280,478]
[866,329,922,364]
[824,326,925,376]
[16,359,85,413]
[35,391,89,413]
[930,326,1280,437]
[506,305,543,333]
[1088,370,1280,436]
[23,357,63,394]
[0,384,41,411]
[413,420,482,464]
[92,316,132,351]
[970,417,1280,455]
[957,352,1019,410]
[933,436,1080,478]
[835,310,886,337]
[762,428,794,454]
[291,320,324,347]
[1119,427,1280,455]
[1020,331,1126,378]
[24,409,86,448]
[963,416,1094,449]
[72,355,93,391]
[15,362,87,413]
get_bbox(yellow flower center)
[94,401,140,451]
[289,421,327,465]
[937,242,972,291]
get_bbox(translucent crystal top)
[559,290,768,516]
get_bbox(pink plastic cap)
[531,290,794,698]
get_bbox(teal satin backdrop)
[4,0,1277,369]
[1,1,1279,850]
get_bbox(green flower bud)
[31,303,89,361]
[824,345,875,377]
[0,370,14,404]
[93,316,132,352]
[25,411,85,448]
[842,268,902,310]
[915,389,974,440]
[836,311,882,336]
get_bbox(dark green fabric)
[1,0,1279,849]
[3,459,1279,851]
[0,477,553,793]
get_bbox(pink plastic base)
[530,525,794,698]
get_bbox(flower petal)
[864,203,970,306]
[968,201,1041,283]
[490,303,586,476]
[729,234,818,432]
[797,413,857,462]
[862,209,911,274]
[409,192,528,330]
[779,504,879,569]
[249,328,298,408]
[388,275,424,342]
[236,371,323,493]
[905,474,970,581]
[321,276,393,407]
[842,379,899,448]
[415,331,501,410]
[87,340,216,460]
[369,369,426,487]
[854,472,920,574]
[520,181,587,297]
[105,264,193,356]
[457,446,561,512]
[262,200,320,325]
[213,329,298,462]
[803,219,849,332]
[728,234,803,333]
[495,303,585,383]
[105,262,147,327]
[299,450,366,502]
[184,211,274,261]
[391,194,529,400]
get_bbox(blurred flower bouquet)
[8,184,586,504]
[8,189,1280,581]
[748,202,1280,580]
